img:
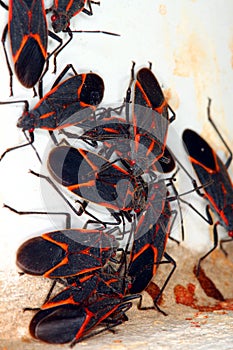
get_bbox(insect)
[16,228,119,279]
[127,183,176,313]
[0,0,64,95]
[127,62,175,122]
[0,64,104,161]
[124,62,176,164]
[28,271,138,346]
[78,113,173,172]
[182,99,233,274]
[60,112,173,176]
[47,145,149,223]
[129,172,204,303]
[47,0,100,33]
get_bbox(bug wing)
[10,0,47,87]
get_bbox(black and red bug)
[77,115,146,168]
[47,145,149,222]
[29,299,131,346]
[16,228,119,279]
[0,64,104,161]
[28,271,137,346]
[133,64,175,122]
[182,99,233,273]
[0,0,65,95]
[124,62,175,166]
[71,110,171,174]
[126,183,176,312]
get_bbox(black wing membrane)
[11,0,47,87]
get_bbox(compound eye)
[51,14,58,22]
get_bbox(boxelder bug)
[123,62,175,169]
[132,174,209,305]
[0,64,104,161]
[16,229,119,278]
[127,164,203,302]
[127,184,176,314]
[47,0,100,33]
[130,62,176,122]
[47,145,150,222]
[29,300,131,346]
[28,271,139,346]
[182,99,233,274]
[0,0,65,95]
[79,109,171,172]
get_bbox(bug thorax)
[51,12,70,33]
[17,111,34,131]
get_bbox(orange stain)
[173,32,207,78]
[172,27,218,123]
[164,87,180,110]
[158,4,167,15]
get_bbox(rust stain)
[158,4,167,15]
[174,283,196,306]
[174,280,233,312]
[164,87,180,110]
[173,32,207,78]
[113,340,123,343]
[21,336,33,343]
[190,322,201,328]
[173,24,222,124]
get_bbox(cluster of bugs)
[0,0,232,347]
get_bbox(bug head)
[17,111,34,131]
[51,12,70,33]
